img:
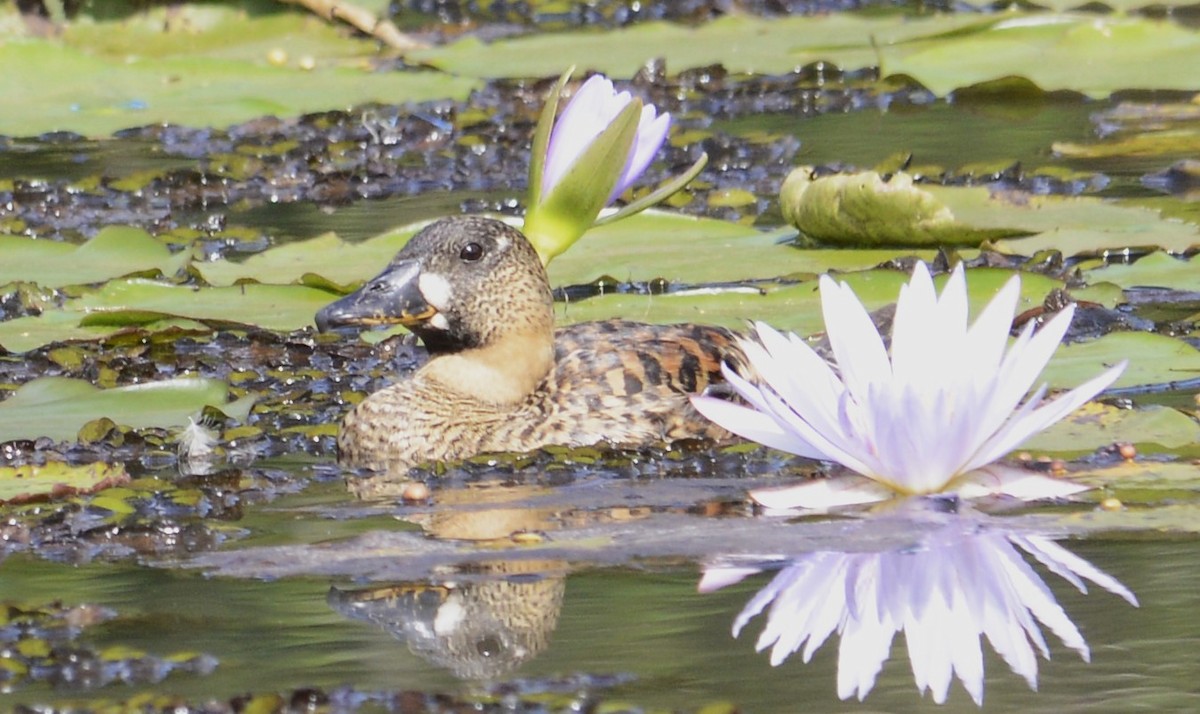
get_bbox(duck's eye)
[459,242,484,262]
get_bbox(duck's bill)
[314,260,436,331]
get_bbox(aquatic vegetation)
[693,262,1127,509]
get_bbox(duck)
[314,215,748,472]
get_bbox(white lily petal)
[1018,535,1139,607]
[690,395,828,459]
[609,105,670,201]
[697,565,762,594]
[957,465,1091,501]
[966,361,1126,472]
[749,476,892,510]
[820,275,891,401]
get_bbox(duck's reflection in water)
[329,559,566,680]
[331,476,577,679]
[700,500,1139,705]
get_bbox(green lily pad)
[974,193,1200,256]
[415,13,1200,99]
[1082,251,1199,290]
[1073,460,1200,506]
[0,3,476,137]
[779,168,1028,247]
[551,211,930,285]
[1022,402,1200,455]
[0,461,130,504]
[1039,331,1200,390]
[555,266,1065,334]
[194,212,937,289]
[0,226,188,288]
[0,376,241,443]
[195,230,417,288]
[0,279,335,353]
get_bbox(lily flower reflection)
[699,515,1138,705]
[692,263,1127,509]
[523,70,706,264]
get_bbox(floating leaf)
[194,230,416,287]
[0,280,335,353]
[554,266,1063,334]
[0,377,241,443]
[0,461,130,504]
[1022,402,1200,455]
[0,226,188,288]
[0,4,477,137]
[415,13,1200,99]
[1083,251,1199,290]
[1073,460,1200,509]
[779,168,1027,247]
[195,212,935,290]
[968,192,1200,256]
[1040,331,1200,390]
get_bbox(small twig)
[279,0,427,52]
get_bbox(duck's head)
[315,216,554,353]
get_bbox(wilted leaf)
[779,168,1027,247]
[0,376,240,443]
[0,226,188,288]
[0,461,130,504]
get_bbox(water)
[2,95,1198,711]
[1,527,1196,711]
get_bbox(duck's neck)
[421,329,555,406]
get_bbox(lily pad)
[1082,251,1199,290]
[1073,460,1200,506]
[1039,331,1200,390]
[0,279,335,353]
[0,4,476,137]
[415,13,1200,99]
[196,211,939,289]
[1022,402,1200,455]
[0,226,188,288]
[0,376,244,443]
[972,193,1200,256]
[779,168,1028,247]
[0,461,130,504]
[194,230,417,288]
[555,266,1065,334]
[776,170,1200,255]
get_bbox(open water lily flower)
[699,515,1138,705]
[692,262,1127,509]
[523,71,706,264]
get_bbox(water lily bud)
[522,70,705,265]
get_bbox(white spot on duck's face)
[429,313,450,331]
[418,273,454,310]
